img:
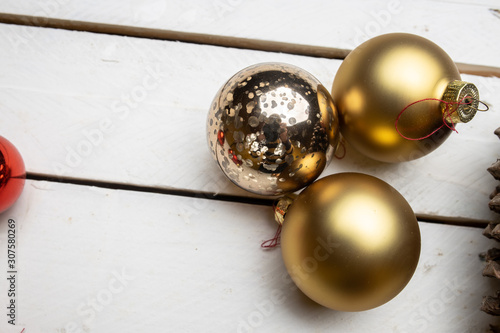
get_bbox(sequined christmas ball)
[0,136,26,213]
[207,63,340,196]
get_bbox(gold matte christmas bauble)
[332,33,480,163]
[207,63,340,195]
[281,173,420,311]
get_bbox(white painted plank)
[0,24,499,221]
[0,180,498,332]
[0,0,499,67]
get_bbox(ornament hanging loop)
[474,99,490,112]
[395,98,460,141]
[395,80,484,141]
[261,224,282,248]
[334,138,347,160]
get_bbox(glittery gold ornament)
[332,33,481,163]
[207,63,340,195]
[280,173,420,311]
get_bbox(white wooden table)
[0,1,499,332]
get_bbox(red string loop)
[395,96,472,141]
[261,224,282,249]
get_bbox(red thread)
[20,329,25,333]
[395,96,472,141]
[261,224,282,248]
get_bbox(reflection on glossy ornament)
[280,173,420,311]
[0,136,26,213]
[207,63,340,195]
[332,33,480,163]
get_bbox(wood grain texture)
[0,0,499,67]
[0,180,498,332]
[0,23,498,222]
[0,12,498,78]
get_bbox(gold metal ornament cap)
[441,80,480,124]
[273,194,296,225]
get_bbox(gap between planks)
[26,172,489,229]
[0,12,499,78]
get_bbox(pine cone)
[489,160,500,181]
[490,325,500,333]
[483,248,500,261]
[491,194,500,215]
[482,291,500,316]
[491,185,500,199]
[482,127,500,328]
[484,261,500,279]
[495,127,500,139]
[484,224,500,241]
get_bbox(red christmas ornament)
[0,136,25,213]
